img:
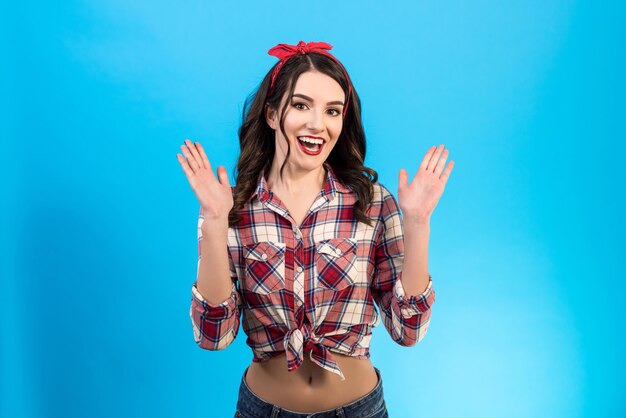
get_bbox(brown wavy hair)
[228,51,378,227]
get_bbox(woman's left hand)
[398,144,455,224]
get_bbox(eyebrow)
[292,93,344,107]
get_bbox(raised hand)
[398,144,454,224]
[176,139,233,223]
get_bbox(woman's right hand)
[176,139,234,223]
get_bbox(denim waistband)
[236,365,386,417]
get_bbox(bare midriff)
[244,351,379,413]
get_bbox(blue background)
[2,1,625,417]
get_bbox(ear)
[265,103,277,130]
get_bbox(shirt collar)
[252,162,351,203]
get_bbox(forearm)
[401,217,431,295]
[196,221,232,305]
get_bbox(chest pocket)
[243,241,286,295]
[315,237,359,291]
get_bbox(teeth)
[298,136,324,145]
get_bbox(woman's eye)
[291,102,340,116]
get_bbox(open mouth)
[297,136,325,156]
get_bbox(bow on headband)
[267,40,352,118]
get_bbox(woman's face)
[267,70,345,172]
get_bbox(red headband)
[267,40,352,118]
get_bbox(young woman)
[178,41,454,418]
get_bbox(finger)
[194,141,212,171]
[184,139,204,169]
[176,153,195,180]
[217,166,231,187]
[398,168,409,188]
[440,160,454,185]
[434,148,449,176]
[419,146,436,171]
[180,144,200,173]
[426,144,445,172]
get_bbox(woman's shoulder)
[365,182,399,220]
[371,181,395,202]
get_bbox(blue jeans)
[235,366,389,418]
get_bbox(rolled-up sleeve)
[189,207,242,350]
[370,185,436,347]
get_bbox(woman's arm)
[196,218,232,304]
[397,144,454,294]
[189,208,241,351]
[370,185,435,347]
[400,219,430,295]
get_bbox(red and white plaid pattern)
[190,162,436,381]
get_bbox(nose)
[305,109,324,132]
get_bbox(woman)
[178,41,454,418]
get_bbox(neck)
[266,159,327,195]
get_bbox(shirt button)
[296,266,303,273]
[335,250,342,256]
[261,253,268,260]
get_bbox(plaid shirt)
[189,162,436,381]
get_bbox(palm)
[176,139,233,221]
[398,145,454,223]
